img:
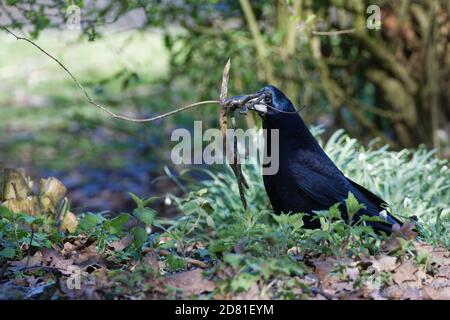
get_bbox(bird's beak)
[225,93,268,115]
[249,101,268,114]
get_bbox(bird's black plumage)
[231,85,402,234]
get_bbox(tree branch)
[2,26,220,123]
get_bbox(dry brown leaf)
[414,269,429,285]
[161,268,215,295]
[312,258,335,282]
[382,285,403,299]
[109,235,133,251]
[143,250,160,274]
[12,249,74,275]
[392,260,417,285]
[71,245,105,268]
[372,255,398,272]
[346,267,360,281]
[359,285,385,300]
[61,242,77,256]
[235,283,267,300]
[422,278,450,300]
[326,281,354,296]
[393,220,418,240]
[400,286,423,300]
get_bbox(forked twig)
[219,59,248,209]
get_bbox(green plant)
[0,206,61,260]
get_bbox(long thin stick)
[219,60,247,209]
[2,26,220,122]
[230,111,248,209]
[311,28,357,36]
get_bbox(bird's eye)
[264,95,271,104]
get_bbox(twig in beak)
[219,60,248,210]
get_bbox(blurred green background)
[0,0,448,213]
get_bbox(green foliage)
[345,192,366,222]
[169,128,449,257]
[321,129,450,247]
[0,129,448,299]
[0,206,61,260]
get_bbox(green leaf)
[0,206,13,219]
[18,214,36,225]
[224,253,244,267]
[128,193,158,209]
[0,247,16,258]
[209,241,233,254]
[181,201,197,215]
[196,188,208,196]
[78,213,103,232]
[133,208,155,225]
[230,273,258,292]
[273,213,305,231]
[345,192,366,222]
[128,192,144,208]
[132,226,147,249]
[328,203,342,219]
[108,213,130,234]
[206,215,216,229]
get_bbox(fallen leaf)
[392,260,417,285]
[143,250,160,274]
[393,220,418,240]
[312,258,335,282]
[422,278,450,299]
[108,235,133,251]
[160,268,215,295]
[371,255,398,272]
[346,267,359,281]
[235,283,267,300]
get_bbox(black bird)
[227,85,402,234]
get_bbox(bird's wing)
[346,177,387,208]
[347,177,403,225]
[288,150,351,207]
[288,150,403,227]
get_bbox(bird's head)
[226,85,297,118]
